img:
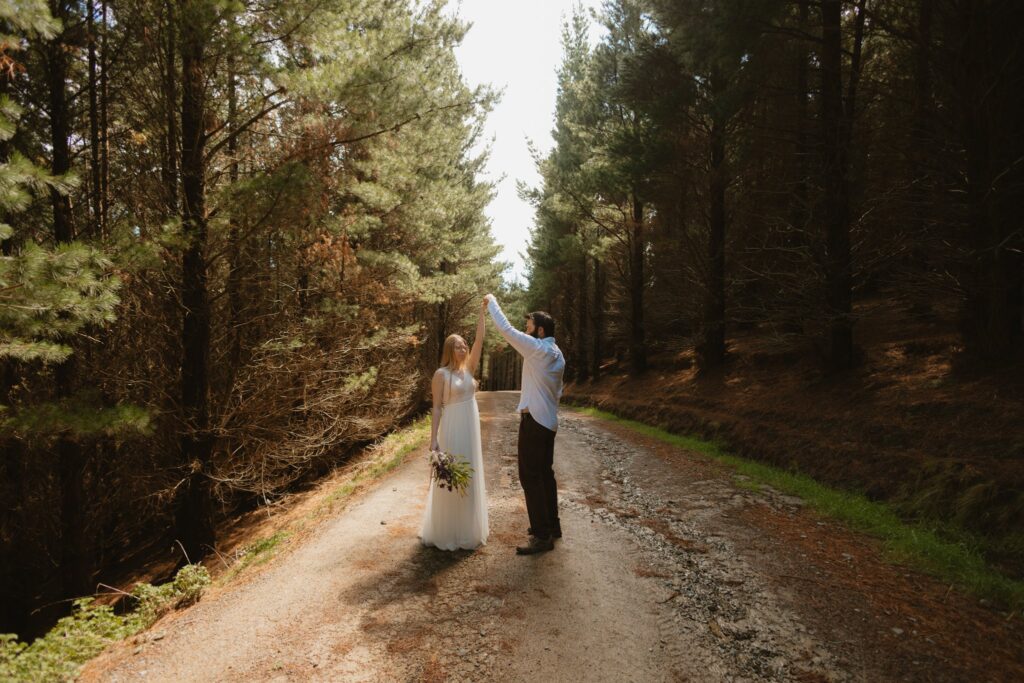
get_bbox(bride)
[419,299,489,551]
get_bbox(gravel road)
[80,391,1023,682]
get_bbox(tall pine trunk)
[905,0,935,314]
[87,0,101,236]
[0,361,29,635]
[99,0,109,229]
[781,0,812,334]
[0,63,30,637]
[46,4,90,598]
[957,0,1023,358]
[226,56,245,382]
[435,260,452,364]
[819,0,862,371]
[911,0,933,228]
[162,0,179,215]
[175,0,215,562]
[629,195,646,374]
[699,75,727,369]
[792,0,810,235]
[590,257,604,379]
[576,249,589,381]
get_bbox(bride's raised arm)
[466,300,487,377]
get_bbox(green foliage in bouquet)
[429,449,473,495]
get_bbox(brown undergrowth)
[90,419,430,616]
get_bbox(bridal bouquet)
[428,449,473,495]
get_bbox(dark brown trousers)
[517,412,560,539]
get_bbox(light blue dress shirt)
[487,299,565,432]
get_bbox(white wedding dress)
[419,367,489,550]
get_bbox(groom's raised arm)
[485,295,545,358]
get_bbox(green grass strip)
[318,416,430,511]
[574,406,1024,612]
[219,531,293,583]
[222,418,431,584]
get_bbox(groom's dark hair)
[527,311,556,338]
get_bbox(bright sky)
[451,1,606,284]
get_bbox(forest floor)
[79,391,1022,682]
[571,297,1024,576]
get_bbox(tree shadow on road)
[335,542,480,663]
[339,541,476,613]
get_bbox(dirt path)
[82,391,1022,682]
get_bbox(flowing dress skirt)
[419,397,489,550]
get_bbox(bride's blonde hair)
[439,334,468,370]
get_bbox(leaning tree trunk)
[174,0,216,562]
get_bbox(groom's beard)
[528,329,539,338]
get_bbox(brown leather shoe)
[516,536,554,555]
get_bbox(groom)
[484,294,566,555]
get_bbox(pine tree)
[2,0,503,633]
[524,9,598,381]
[0,0,130,624]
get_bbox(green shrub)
[0,564,210,682]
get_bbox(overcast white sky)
[451,1,606,284]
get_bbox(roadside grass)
[574,406,1024,612]
[314,416,430,516]
[219,531,292,583]
[223,416,432,582]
